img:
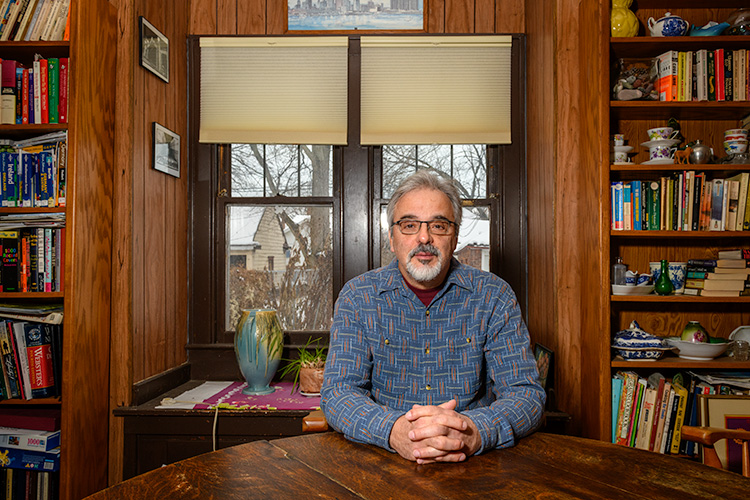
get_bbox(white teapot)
[648,12,689,37]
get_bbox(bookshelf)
[601,1,750,445]
[0,0,115,498]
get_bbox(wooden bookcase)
[598,1,750,442]
[0,1,115,498]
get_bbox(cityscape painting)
[288,1,424,31]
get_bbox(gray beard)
[406,244,443,283]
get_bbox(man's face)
[389,188,458,290]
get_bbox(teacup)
[625,270,638,286]
[647,127,674,141]
[637,274,652,285]
[650,145,675,160]
[614,151,629,163]
[613,134,625,146]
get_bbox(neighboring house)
[229,207,289,274]
[455,213,489,271]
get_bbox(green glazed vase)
[234,309,283,395]
[654,259,673,296]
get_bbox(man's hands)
[389,399,481,464]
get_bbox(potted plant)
[278,336,327,395]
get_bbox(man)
[321,170,544,464]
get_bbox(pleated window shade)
[199,37,349,145]
[360,36,513,145]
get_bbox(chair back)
[680,426,750,477]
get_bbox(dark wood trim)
[131,364,192,406]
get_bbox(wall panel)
[445,0,474,32]
[238,0,266,34]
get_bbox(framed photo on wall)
[153,122,180,178]
[699,394,750,474]
[287,1,425,31]
[139,16,169,83]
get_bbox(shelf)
[0,397,61,405]
[0,292,64,299]
[631,0,750,8]
[612,354,750,369]
[0,207,66,214]
[0,124,68,139]
[0,41,69,60]
[611,163,750,172]
[610,101,750,121]
[610,230,749,237]
[611,294,750,303]
[611,36,750,59]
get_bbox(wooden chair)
[301,409,329,433]
[680,426,750,477]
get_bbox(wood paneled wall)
[108,0,190,483]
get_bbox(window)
[188,35,527,376]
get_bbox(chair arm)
[302,409,329,433]
[681,426,750,446]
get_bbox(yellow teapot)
[611,0,639,37]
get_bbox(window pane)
[226,205,333,332]
[379,206,490,271]
[381,145,486,198]
[231,144,333,197]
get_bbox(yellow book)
[670,382,688,454]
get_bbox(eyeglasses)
[391,219,456,235]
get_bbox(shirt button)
[425,384,432,390]
[384,339,390,345]
[425,347,430,354]
[425,310,430,317]
[466,338,471,343]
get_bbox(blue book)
[612,376,623,443]
[20,152,33,207]
[632,181,642,230]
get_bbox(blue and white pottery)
[612,321,672,360]
[648,12,689,37]
[668,262,687,295]
[688,22,729,36]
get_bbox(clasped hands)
[389,399,480,464]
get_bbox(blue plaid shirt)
[321,259,545,454]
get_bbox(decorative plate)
[640,139,681,148]
[613,145,634,153]
[641,158,675,165]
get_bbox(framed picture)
[534,343,553,390]
[139,17,169,83]
[698,394,750,473]
[287,1,424,31]
[152,122,180,178]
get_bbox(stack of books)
[656,49,749,102]
[1,56,70,126]
[0,0,71,42]
[684,249,750,297]
[0,408,59,499]
[0,131,67,208]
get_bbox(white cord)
[213,404,220,451]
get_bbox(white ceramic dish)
[613,145,634,153]
[612,284,654,295]
[641,158,675,165]
[665,337,733,360]
[729,326,750,343]
[613,162,633,165]
[640,139,681,148]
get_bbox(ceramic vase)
[299,367,325,395]
[654,260,673,296]
[611,0,639,37]
[234,309,283,395]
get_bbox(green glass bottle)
[654,259,673,296]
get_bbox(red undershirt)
[406,281,441,306]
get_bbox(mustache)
[408,244,442,260]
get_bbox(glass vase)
[234,309,283,395]
[654,260,673,296]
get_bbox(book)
[652,381,672,453]
[683,289,742,297]
[715,48,726,101]
[0,445,59,471]
[687,258,748,269]
[647,181,660,230]
[9,322,30,399]
[634,386,657,450]
[725,175,741,230]
[21,322,54,398]
[669,382,689,454]
[656,50,678,101]
[46,58,57,124]
[1,59,18,125]
[724,49,733,101]
[718,249,750,260]
[707,50,716,100]
[627,378,646,447]
[0,427,58,452]
[615,371,637,446]
[0,322,20,399]
[684,278,746,291]
[0,409,59,431]
[0,230,19,292]
[57,57,66,123]
[695,49,708,101]
[660,386,678,454]
[611,375,623,443]
[686,269,750,280]
[709,178,724,231]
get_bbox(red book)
[39,58,48,123]
[715,49,725,101]
[20,67,28,124]
[58,57,67,123]
[0,408,61,431]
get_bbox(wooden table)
[88,431,748,499]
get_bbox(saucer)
[613,162,633,165]
[613,145,633,153]
[640,139,680,148]
[641,158,675,165]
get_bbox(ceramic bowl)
[612,284,654,295]
[665,337,733,360]
[724,140,748,155]
[612,346,674,361]
[729,326,750,343]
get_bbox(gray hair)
[386,170,462,234]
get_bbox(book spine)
[725,50,734,102]
[23,322,54,398]
[707,50,716,101]
[57,57,66,123]
[0,322,21,399]
[715,49,725,101]
[43,228,51,292]
[38,58,47,123]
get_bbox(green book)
[648,180,660,230]
[47,58,58,124]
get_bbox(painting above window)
[288,1,424,31]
